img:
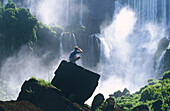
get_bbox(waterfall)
[60,33,64,56]
[65,0,70,25]
[122,0,169,27]
[65,0,74,26]
[97,5,165,98]
[155,50,166,75]
[86,34,101,68]
[79,0,83,25]
[72,33,77,46]
[60,32,77,55]
[88,35,95,67]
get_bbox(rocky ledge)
[0,60,100,111]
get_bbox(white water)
[59,32,83,65]
[60,33,77,54]
[65,0,70,25]
[86,6,165,104]
[79,0,83,25]
[126,0,169,27]
[87,35,95,67]
[60,33,64,56]
[155,50,166,75]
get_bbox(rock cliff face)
[84,0,115,34]
[51,60,100,104]
[162,48,170,73]
[17,78,90,111]
[154,37,170,76]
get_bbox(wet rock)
[17,78,89,111]
[91,93,105,111]
[51,60,100,104]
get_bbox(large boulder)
[17,78,89,111]
[51,60,100,104]
[91,93,105,111]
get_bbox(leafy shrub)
[163,70,170,79]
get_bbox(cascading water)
[95,3,165,99]
[60,33,77,54]
[59,32,83,65]
[65,0,74,25]
[79,0,83,25]
[88,35,95,67]
[155,50,166,76]
[65,0,70,25]
[60,33,64,55]
[126,0,169,27]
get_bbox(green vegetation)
[0,1,65,65]
[31,77,54,87]
[0,1,87,65]
[31,77,61,92]
[0,1,38,60]
[96,70,170,111]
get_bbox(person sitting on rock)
[69,46,83,63]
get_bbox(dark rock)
[112,90,123,98]
[84,0,115,34]
[110,88,130,98]
[132,104,149,111]
[154,37,170,64]
[162,49,170,74]
[91,93,105,111]
[151,100,162,111]
[51,60,100,104]
[122,88,130,96]
[17,78,89,111]
[0,100,42,111]
[154,37,170,75]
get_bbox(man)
[69,46,83,63]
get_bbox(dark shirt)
[69,50,80,59]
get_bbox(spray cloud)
[86,6,165,104]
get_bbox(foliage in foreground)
[96,70,170,111]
